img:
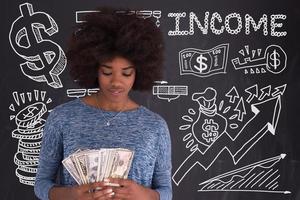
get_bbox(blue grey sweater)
[34,98,172,200]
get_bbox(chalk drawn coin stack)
[12,102,47,186]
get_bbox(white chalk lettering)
[210,12,224,35]
[271,14,287,37]
[168,12,287,37]
[245,14,268,35]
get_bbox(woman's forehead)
[99,56,134,69]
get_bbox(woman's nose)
[110,74,122,86]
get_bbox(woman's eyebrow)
[100,64,112,68]
[99,65,134,70]
[122,66,135,70]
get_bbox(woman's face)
[97,56,136,103]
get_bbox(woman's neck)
[83,93,139,112]
[95,93,129,112]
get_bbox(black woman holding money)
[34,7,172,200]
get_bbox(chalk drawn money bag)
[191,88,227,148]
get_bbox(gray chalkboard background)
[1,0,300,199]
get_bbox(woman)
[34,7,172,200]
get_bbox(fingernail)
[105,189,113,193]
[95,186,102,191]
[106,183,120,187]
[109,192,115,196]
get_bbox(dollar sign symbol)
[269,49,280,70]
[23,106,38,119]
[202,119,219,144]
[194,54,208,73]
[9,3,66,88]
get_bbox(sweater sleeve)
[34,110,63,200]
[152,119,172,200]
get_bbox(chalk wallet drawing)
[172,84,290,194]
[152,81,188,102]
[179,44,229,77]
[9,90,52,186]
[76,10,161,27]
[8,3,66,88]
[67,88,99,98]
[231,45,287,74]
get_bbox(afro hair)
[67,7,164,91]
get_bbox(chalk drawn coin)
[15,102,47,127]
[16,119,45,134]
[266,45,287,74]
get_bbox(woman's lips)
[108,89,124,96]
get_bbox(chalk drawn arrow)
[245,84,258,103]
[172,96,281,185]
[199,153,286,186]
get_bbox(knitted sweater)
[34,98,172,200]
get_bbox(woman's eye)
[122,69,134,77]
[123,72,133,77]
[101,71,112,75]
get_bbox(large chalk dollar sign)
[194,54,208,73]
[9,3,66,88]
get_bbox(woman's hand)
[92,182,115,200]
[50,182,115,200]
[105,178,159,200]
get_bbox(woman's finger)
[93,188,115,198]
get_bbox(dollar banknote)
[62,148,134,185]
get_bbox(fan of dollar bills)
[62,148,134,185]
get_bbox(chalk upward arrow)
[172,96,281,185]
[245,84,258,103]
[199,153,286,186]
